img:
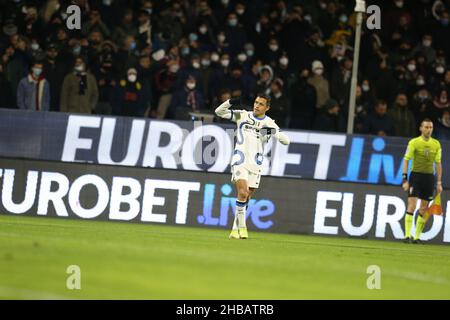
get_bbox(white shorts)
[231,165,261,189]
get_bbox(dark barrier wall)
[0,109,449,188]
[0,158,449,243]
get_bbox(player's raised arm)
[215,98,241,122]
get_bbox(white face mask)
[407,64,416,72]
[218,34,226,43]
[128,74,137,82]
[236,9,245,15]
[201,59,211,67]
[186,82,196,90]
[313,68,324,76]
[221,59,230,67]
[237,54,247,62]
[199,26,207,34]
[74,65,84,73]
[32,67,42,77]
[362,84,370,92]
[269,44,279,52]
[211,53,220,62]
[279,57,288,66]
[246,49,254,57]
[169,64,180,73]
[422,39,432,47]
[395,1,404,8]
[436,66,445,74]
[416,79,425,86]
[31,43,40,51]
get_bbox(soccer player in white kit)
[215,94,290,239]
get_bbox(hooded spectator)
[308,60,330,109]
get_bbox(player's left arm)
[436,142,443,194]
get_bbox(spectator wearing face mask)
[60,57,99,114]
[263,38,282,69]
[308,60,330,109]
[210,53,233,99]
[224,12,247,56]
[411,88,439,127]
[168,75,205,120]
[29,38,45,61]
[197,23,215,52]
[354,82,376,133]
[411,34,437,65]
[197,52,214,105]
[112,9,138,48]
[113,68,151,117]
[388,93,417,137]
[177,55,203,91]
[116,35,139,77]
[429,63,447,91]
[274,53,293,84]
[17,61,50,111]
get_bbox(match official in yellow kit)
[402,119,443,244]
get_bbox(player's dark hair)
[256,93,271,107]
[421,118,433,125]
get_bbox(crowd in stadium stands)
[1,0,450,140]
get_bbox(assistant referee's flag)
[427,193,443,216]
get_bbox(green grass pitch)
[1,215,450,300]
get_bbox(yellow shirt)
[404,136,442,174]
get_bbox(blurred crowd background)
[0,0,450,139]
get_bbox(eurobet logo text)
[314,191,450,242]
[0,168,274,230]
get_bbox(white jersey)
[215,100,290,174]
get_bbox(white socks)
[235,200,247,228]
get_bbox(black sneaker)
[412,239,424,244]
[403,237,412,244]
